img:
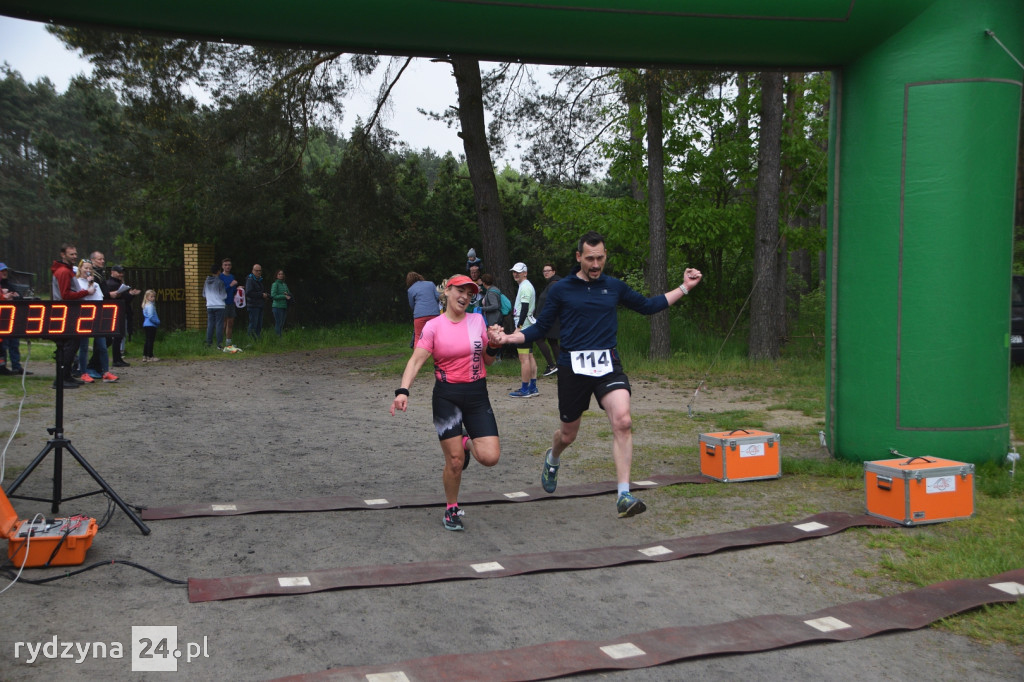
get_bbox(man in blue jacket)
[488,231,702,518]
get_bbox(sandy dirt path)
[0,349,1020,680]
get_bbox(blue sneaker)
[527,386,539,397]
[616,492,647,518]
[541,449,559,493]
[509,388,531,398]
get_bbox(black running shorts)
[431,378,499,441]
[556,360,631,423]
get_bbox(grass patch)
[867,487,1024,645]
[127,322,413,361]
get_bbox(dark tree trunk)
[749,71,784,360]
[623,76,646,203]
[645,72,670,359]
[452,56,513,295]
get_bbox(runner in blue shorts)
[489,231,702,518]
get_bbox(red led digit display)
[26,305,45,334]
[75,304,96,333]
[0,305,14,335]
[0,301,126,338]
[102,304,119,332]
[48,304,69,335]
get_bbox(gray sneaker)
[616,492,647,518]
[541,449,559,493]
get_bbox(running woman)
[489,231,702,518]
[391,274,502,531]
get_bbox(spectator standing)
[406,272,440,344]
[467,264,483,313]
[50,244,96,388]
[141,289,161,362]
[219,258,239,347]
[478,273,503,327]
[0,263,30,375]
[270,269,292,337]
[204,263,227,348]
[85,252,107,375]
[76,260,117,383]
[508,262,538,398]
[536,263,562,377]
[245,264,268,340]
[86,251,123,374]
[106,265,139,367]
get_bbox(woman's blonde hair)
[436,277,450,312]
[77,259,92,275]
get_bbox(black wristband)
[486,346,500,356]
[394,388,409,397]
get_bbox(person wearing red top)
[390,274,503,531]
[50,244,96,389]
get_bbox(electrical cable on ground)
[0,555,187,587]
[0,341,33,486]
[0,512,41,595]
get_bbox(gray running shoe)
[541,449,559,493]
[616,492,647,518]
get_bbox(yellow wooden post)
[183,243,215,330]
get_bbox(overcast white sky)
[0,16,486,161]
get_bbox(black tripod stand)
[3,341,150,535]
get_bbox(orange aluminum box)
[1,488,97,568]
[863,456,974,526]
[699,429,781,482]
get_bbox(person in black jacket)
[106,265,139,366]
[0,263,30,375]
[535,263,562,377]
[245,264,268,340]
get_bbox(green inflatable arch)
[2,0,1022,463]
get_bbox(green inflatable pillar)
[827,0,1024,463]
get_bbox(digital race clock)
[0,300,125,338]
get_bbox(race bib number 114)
[571,349,613,377]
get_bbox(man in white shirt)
[508,262,538,397]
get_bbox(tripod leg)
[63,441,151,535]
[53,444,62,515]
[3,441,57,496]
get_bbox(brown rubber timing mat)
[188,512,896,603]
[267,568,1024,682]
[142,474,711,520]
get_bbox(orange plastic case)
[1,488,97,567]
[699,429,781,482]
[863,456,974,526]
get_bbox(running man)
[488,231,702,518]
[391,274,503,531]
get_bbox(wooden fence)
[118,267,186,332]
